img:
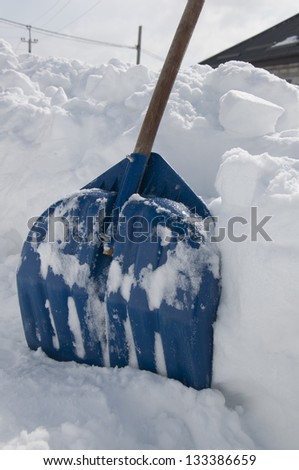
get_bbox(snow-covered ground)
[0,38,299,450]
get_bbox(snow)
[272,35,299,48]
[67,298,85,359]
[154,333,167,377]
[139,240,218,311]
[37,244,91,288]
[219,90,284,137]
[212,150,299,449]
[108,260,137,303]
[0,38,299,449]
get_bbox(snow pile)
[0,38,299,449]
[212,150,299,449]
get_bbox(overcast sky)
[0,0,298,69]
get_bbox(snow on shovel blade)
[17,153,221,390]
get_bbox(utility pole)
[21,25,38,53]
[136,25,142,65]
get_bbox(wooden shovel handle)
[133,0,205,156]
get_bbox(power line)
[0,16,160,64]
[143,49,164,62]
[33,25,136,50]
[0,17,27,30]
[31,0,64,25]
[40,0,72,28]
[0,17,135,51]
[58,0,103,32]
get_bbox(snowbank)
[212,150,299,449]
[0,38,299,449]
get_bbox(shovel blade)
[17,153,221,389]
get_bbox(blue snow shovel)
[17,0,221,390]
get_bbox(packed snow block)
[215,149,267,207]
[219,90,284,138]
[0,69,38,95]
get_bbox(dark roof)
[201,13,299,68]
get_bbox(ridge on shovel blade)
[17,153,221,390]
